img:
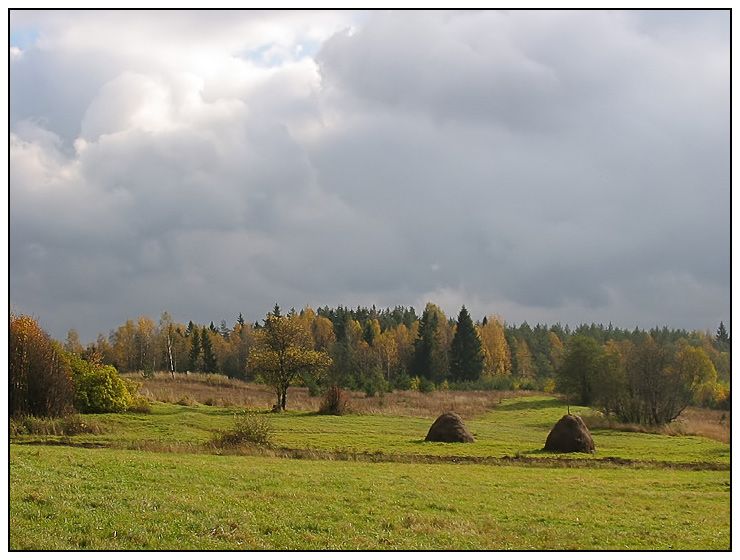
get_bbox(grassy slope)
[9,394,732,550]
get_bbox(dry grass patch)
[130,372,283,410]
[582,407,730,444]
[674,407,730,443]
[128,372,535,419]
[329,388,541,418]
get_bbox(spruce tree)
[411,304,439,380]
[411,303,450,383]
[449,306,484,382]
[715,321,730,350]
[201,328,218,373]
[188,326,201,372]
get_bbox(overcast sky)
[9,9,730,342]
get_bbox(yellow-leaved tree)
[478,315,512,376]
[672,345,720,407]
[247,306,332,411]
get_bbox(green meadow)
[9,390,731,550]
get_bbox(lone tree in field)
[247,305,332,411]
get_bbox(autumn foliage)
[11,302,730,425]
[10,312,143,417]
[9,312,75,417]
[247,307,332,411]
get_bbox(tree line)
[11,302,731,421]
[64,303,730,412]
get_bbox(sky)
[8,9,731,343]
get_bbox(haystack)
[425,411,475,443]
[544,414,595,453]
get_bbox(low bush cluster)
[67,353,141,413]
[213,411,273,447]
[318,385,350,415]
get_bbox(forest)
[54,303,730,421]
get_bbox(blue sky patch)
[9,27,40,50]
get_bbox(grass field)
[8,374,732,550]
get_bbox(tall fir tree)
[410,304,439,380]
[201,327,218,373]
[188,325,201,372]
[715,321,730,351]
[410,303,450,382]
[449,306,484,382]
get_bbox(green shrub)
[449,375,514,391]
[418,377,435,393]
[127,394,153,413]
[213,411,273,447]
[302,375,322,397]
[518,379,537,391]
[364,368,388,397]
[67,354,135,413]
[393,373,413,391]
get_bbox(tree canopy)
[247,306,332,411]
[35,302,730,423]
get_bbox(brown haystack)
[425,411,475,443]
[544,414,595,453]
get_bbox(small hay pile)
[544,414,595,453]
[425,411,475,443]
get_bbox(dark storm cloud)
[9,10,730,341]
[312,10,729,319]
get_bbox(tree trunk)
[167,328,175,379]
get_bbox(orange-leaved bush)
[9,312,75,417]
[318,384,350,415]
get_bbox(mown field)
[9,374,732,550]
